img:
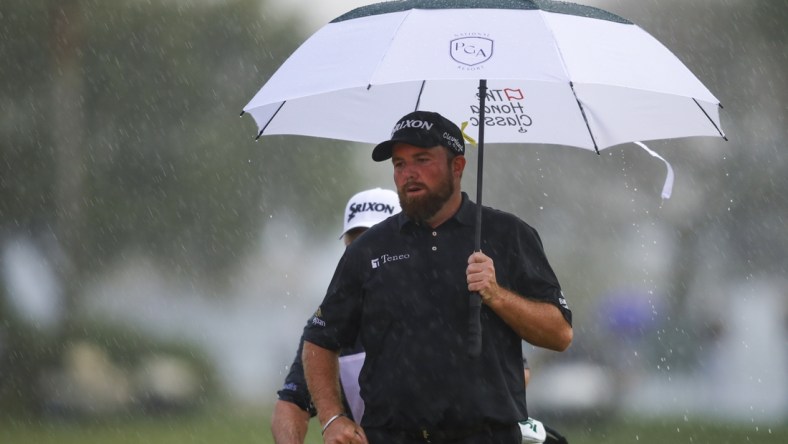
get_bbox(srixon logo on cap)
[347,201,397,222]
[391,119,434,136]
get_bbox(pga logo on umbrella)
[450,36,494,67]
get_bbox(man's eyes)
[393,157,432,167]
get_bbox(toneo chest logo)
[371,252,411,269]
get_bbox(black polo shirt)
[277,329,364,418]
[303,193,570,431]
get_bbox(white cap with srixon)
[341,188,401,238]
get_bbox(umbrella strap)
[634,142,674,200]
[460,121,477,146]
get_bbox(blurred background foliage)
[1,0,357,277]
[1,0,362,418]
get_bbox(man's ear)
[452,155,466,177]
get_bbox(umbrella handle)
[468,79,487,358]
[467,293,483,357]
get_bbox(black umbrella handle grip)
[467,292,483,358]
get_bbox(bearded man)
[302,111,573,444]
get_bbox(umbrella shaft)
[475,79,487,253]
[467,79,487,359]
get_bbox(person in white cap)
[271,188,401,444]
[339,188,402,246]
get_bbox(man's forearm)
[484,288,572,351]
[467,252,572,351]
[302,341,344,425]
[271,400,310,444]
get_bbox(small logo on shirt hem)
[559,291,569,309]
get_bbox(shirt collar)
[396,192,476,231]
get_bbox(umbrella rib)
[535,10,599,153]
[569,82,600,154]
[693,98,728,141]
[414,80,426,111]
[366,80,425,112]
[255,101,287,140]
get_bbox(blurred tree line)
[610,0,788,332]
[0,0,361,415]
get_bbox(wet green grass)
[2,409,786,444]
[0,408,268,444]
[556,417,787,444]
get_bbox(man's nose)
[401,162,418,179]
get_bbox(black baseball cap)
[372,111,465,162]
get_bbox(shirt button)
[431,246,437,251]
[432,231,437,237]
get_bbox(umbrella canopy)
[243,0,724,151]
[242,0,726,357]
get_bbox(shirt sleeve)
[512,220,573,326]
[276,335,317,416]
[302,249,364,350]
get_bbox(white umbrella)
[242,0,726,356]
[244,0,724,150]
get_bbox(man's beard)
[398,170,454,224]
